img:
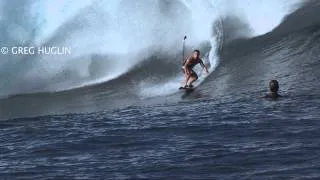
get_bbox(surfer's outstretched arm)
[200,59,209,74]
[205,66,209,74]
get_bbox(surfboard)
[179,86,195,91]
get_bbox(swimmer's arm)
[258,94,268,98]
[258,94,283,99]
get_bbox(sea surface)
[1,0,320,179]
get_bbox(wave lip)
[0,0,303,98]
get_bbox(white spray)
[0,0,301,97]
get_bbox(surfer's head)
[193,50,200,59]
[269,80,279,93]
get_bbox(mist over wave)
[3,2,320,180]
[0,0,301,98]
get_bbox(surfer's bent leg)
[185,74,191,87]
[187,70,198,86]
[183,67,191,87]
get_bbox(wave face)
[2,2,320,178]
[0,0,302,98]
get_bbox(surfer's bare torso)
[184,56,205,70]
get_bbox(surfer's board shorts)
[186,67,198,79]
[182,65,198,79]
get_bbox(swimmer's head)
[269,80,279,93]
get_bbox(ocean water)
[1,0,320,179]
[1,94,320,179]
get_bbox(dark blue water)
[1,94,320,179]
[2,1,320,179]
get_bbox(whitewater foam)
[0,0,302,97]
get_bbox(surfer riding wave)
[181,50,209,89]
